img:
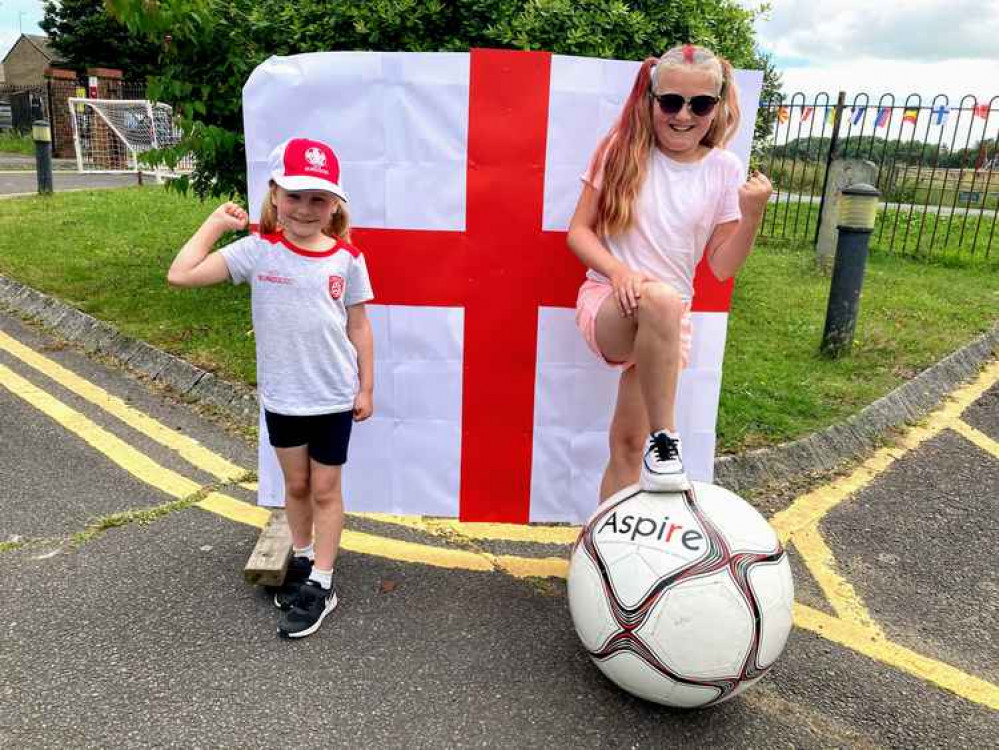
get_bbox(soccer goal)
[67,98,194,181]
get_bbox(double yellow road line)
[1,327,997,710]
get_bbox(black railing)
[757,92,998,261]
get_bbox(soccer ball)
[567,482,794,708]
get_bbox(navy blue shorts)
[264,409,354,466]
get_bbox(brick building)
[1,34,58,85]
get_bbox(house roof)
[24,35,55,61]
[2,34,56,65]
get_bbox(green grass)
[761,200,999,264]
[0,187,258,383]
[0,130,34,155]
[0,186,996,454]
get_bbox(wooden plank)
[243,509,292,586]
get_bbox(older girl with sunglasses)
[568,44,772,498]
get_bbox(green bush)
[106,0,777,200]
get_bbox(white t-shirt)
[221,232,374,416]
[584,146,744,301]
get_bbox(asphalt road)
[0,169,140,196]
[0,310,996,749]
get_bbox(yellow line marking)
[769,360,999,710]
[0,329,245,482]
[341,530,495,572]
[0,360,567,578]
[353,513,580,545]
[795,603,999,711]
[793,526,884,635]
[496,554,570,579]
[0,362,202,498]
[7,327,999,708]
[196,493,271,528]
[772,360,999,539]
[951,419,999,460]
[0,330,581,546]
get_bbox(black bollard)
[32,119,53,195]
[820,183,881,357]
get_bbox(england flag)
[242,49,763,523]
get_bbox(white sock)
[293,542,315,561]
[308,567,333,590]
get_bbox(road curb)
[2,274,997,496]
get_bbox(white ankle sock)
[293,543,315,561]
[308,567,333,589]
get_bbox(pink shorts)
[574,279,693,370]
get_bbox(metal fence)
[756,92,999,261]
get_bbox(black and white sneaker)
[640,431,690,492]
[270,555,313,611]
[277,581,338,639]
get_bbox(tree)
[40,0,160,80]
[107,0,778,200]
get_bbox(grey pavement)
[0,303,997,747]
[768,190,998,219]
[0,169,141,196]
[0,154,79,171]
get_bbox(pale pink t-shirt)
[584,146,744,301]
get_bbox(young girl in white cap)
[168,137,374,638]
[568,44,771,498]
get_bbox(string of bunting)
[775,101,993,128]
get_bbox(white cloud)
[737,1,999,103]
[752,0,999,62]
[776,57,999,102]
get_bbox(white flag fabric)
[242,49,763,523]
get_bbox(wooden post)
[243,509,293,586]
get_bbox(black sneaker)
[277,580,338,639]
[269,555,313,610]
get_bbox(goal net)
[67,98,194,180]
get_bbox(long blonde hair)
[259,182,352,242]
[593,44,741,237]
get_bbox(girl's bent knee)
[638,282,684,320]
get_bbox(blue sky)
[4,0,998,105]
[0,0,43,63]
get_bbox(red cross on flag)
[244,49,763,523]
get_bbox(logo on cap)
[305,147,328,172]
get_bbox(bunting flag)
[777,106,790,124]
[875,107,891,128]
[902,107,919,125]
[851,105,866,125]
[825,106,836,126]
[974,103,991,119]
[931,105,950,126]
[242,50,763,523]
[801,106,813,122]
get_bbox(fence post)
[43,67,79,159]
[813,91,847,251]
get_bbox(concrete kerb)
[1,274,997,497]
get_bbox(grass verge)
[0,130,34,155]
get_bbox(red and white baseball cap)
[268,137,348,202]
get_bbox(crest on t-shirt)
[328,275,345,299]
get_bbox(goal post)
[67,98,194,181]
